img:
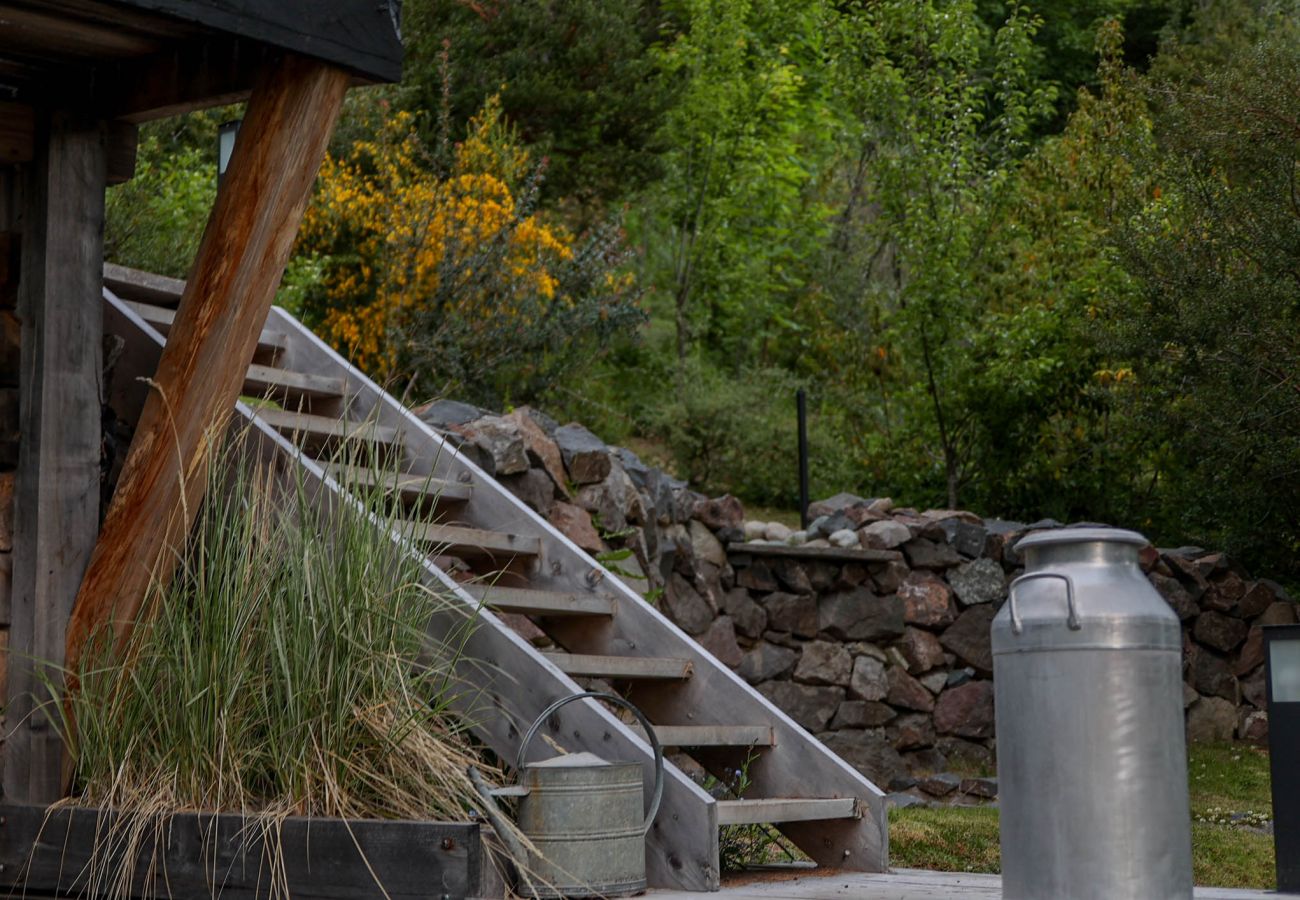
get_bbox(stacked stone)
[415,401,1295,796]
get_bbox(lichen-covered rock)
[738,641,799,683]
[696,494,745,530]
[818,588,904,642]
[933,681,995,739]
[886,667,935,713]
[763,591,819,638]
[554,423,611,484]
[1186,695,1237,742]
[947,558,1006,606]
[899,626,946,673]
[665,572,715,635]
[898,571,958,628]
[758,681,844,732]
[547,501,604,553]
[700,616,744,668]
[849,655,888,701]
[830,700,896,729]
[722,587,767,638]
[1193,610,1248,653]
[939,605,997,674]
[794,640,853,686]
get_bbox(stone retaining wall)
[417,400,1293,791]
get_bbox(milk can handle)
[518,691,665,836]
[1007,571,1080,634]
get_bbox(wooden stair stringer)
[102,286,724,893]
[259,304,890,875]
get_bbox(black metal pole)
[797,389,809,529]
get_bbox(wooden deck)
[648,868,1274,899]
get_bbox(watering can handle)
[518,691,665,837]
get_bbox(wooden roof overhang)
[0,0,401,176]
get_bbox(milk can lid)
[1014,526,1147,552]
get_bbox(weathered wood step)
[543,653,693,681]
[122,299,287,357]
[715,798,858,826]
[325,464,472,505]
[244,364,346,402]
[461,584,613,617]
[250,408,401,452]
[631,724,774,748]
[104,262,184,306]
[410,523,541,559]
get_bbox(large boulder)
[818,588,904,642]
[738,641,798,684]
[933,680,995,739]
[554,423,612,484]
[886,667,935,713]
[758,682,844,732]
[763,591,819,638]
[699,616,744,668]
[794,641,853,686]
[1186,695,1237,742]
[504,407,570,495]
[859,519,912,550]
[664,572,715,635]
[849,655,889,701]
[830,700,897,729]
[722,587,767,638]
[947,558,1006,606]
[696,495,745,531]
[898,626,946,673]
[819,729,908,786]
[939,605,997,675]
[1194,610,1248,653]
[902,537,963,570]
[898,572,958,628]
[547,501,603,553]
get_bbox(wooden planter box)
[0,802,497,899]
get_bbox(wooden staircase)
[102,263,889,892]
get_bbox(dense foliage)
[103,0,1300,579]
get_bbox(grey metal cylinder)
[993,527,1192,900]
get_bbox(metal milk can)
[470,692,664,898]
[992,527,1193,900]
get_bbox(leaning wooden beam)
[5,110,107,803]
[65,55,349,685]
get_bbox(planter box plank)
[0,803,488,899]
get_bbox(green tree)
[1111,28,1300,575]
[401,0,670,210]
[638,0,836,372]
[818,1,1056,508]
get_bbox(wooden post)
[66,55,348,681]
[5,111,107,802]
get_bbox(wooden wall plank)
[4,108,107,803]
[0,803,485,899]
[66,54,349,689]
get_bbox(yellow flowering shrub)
[295,98,641,402]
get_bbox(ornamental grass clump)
[52,424,511,896]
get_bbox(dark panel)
[0,803,483,899]
[104,0,402,82]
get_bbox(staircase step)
[411,523,540,559]
[716,798,858,826]
[543,652,693,681]
[325,464,472,505]
[251,408,401,452]
[632,724,774,748]
[244,364,347,402]
[462,584,613,617]
[122,299,287,357]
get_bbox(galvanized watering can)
[469,691,665,898]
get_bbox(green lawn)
[889,742,1275,889]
